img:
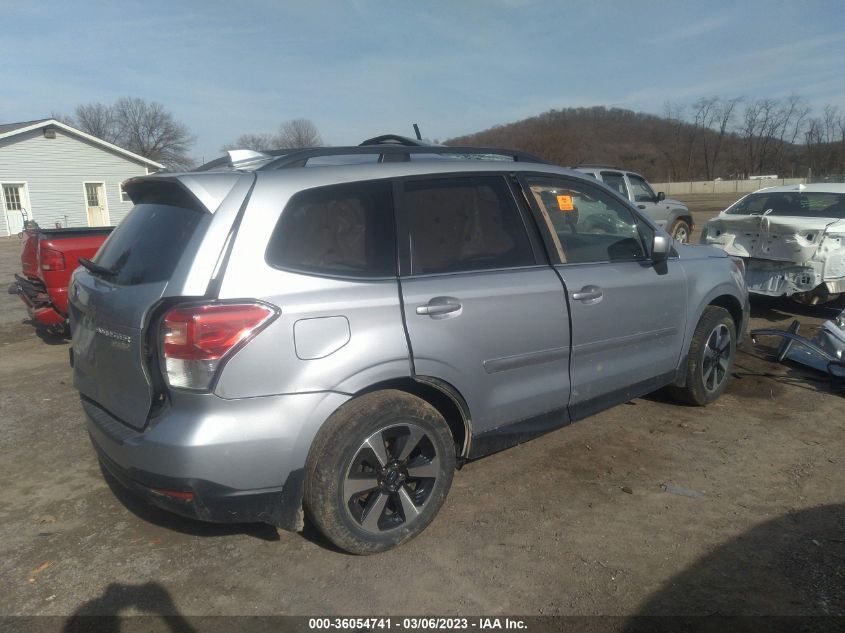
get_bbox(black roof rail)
[256,145,549,170]
[196,134,550,172]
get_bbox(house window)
[119,182,131,202]
[85,183,100,207]
[3,185,23,211]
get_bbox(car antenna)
[412,123,422,141]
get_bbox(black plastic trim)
[569,370,676,421]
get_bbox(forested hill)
[446,104,842,182]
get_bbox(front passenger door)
[522,175,687,420]
[627,173,670,230]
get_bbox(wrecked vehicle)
[701,184,845,306]
[751,308,845,383]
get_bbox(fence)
[650,178,806,196]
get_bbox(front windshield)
[726,192,845,218]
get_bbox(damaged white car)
[701,184,845,306]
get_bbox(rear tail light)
[40,247,66,271]
[160,302,277,391]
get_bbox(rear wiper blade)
[78,257,117,277]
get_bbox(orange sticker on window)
[556,195,574,211]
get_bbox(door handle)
[416,297,462,316]
[571,286,603,302]
[637,204,647,209]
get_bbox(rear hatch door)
[69,180,222,429]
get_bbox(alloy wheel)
[343,423,440,534]
[674,225,689,243]
[702,323,731,393]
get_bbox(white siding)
[0,128,151,235]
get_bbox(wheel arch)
[355,376,472,459]
[707,293,744,334]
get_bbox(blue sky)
[2,0,844,162]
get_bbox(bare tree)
[66,97,194,170]
[221,132,277,152]
[692,97,740,179]
[661,101,688,180]
[276,118,323,148]
[111,97,194,170]
[74,103,119,143]
[222,118,324,153]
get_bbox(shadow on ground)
[750,296,843,323]
[62,582,196,633]
[630,503,845,622]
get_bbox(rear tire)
[304,390,456,555]
[669,306,736,406]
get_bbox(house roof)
[0,118,165,169]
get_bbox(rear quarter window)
[265,180,396,278]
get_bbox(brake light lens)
[40,247,66,271]
[161,303,277,390]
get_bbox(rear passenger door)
[396,175,571,440]
[521,175,687,420]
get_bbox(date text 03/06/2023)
[308,618,528,630]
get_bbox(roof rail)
[257,145,549,170]
[196,135,550,172]
[576,164,619,170]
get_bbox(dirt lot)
[1,198,843,623]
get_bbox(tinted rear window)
[265,180,396,278]
[93,204,204,285]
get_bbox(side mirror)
[651,233,671,263]
[657,191,666,202]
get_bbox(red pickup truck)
[9,226,112,334]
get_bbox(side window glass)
[600,172,629,199]
[526,177,648,264]
[266,180,395,278]
[628,174,656,202]
[402,176,535,275]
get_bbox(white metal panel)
[0,128,150,235]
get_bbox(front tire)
[669,306,736,406]
[304,390,456,555]
[670,219,692,244]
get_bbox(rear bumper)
[8,274,66,327]
[95,443,286,525]
[81,389,349,530]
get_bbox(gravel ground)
[0,211,843,624]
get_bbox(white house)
[0,119,164,236]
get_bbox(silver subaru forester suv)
[69,138,748,554]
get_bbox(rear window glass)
[600,172,629,198]
[726,192,845,218]
[266,180,396,278]
[93,204,204,285]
